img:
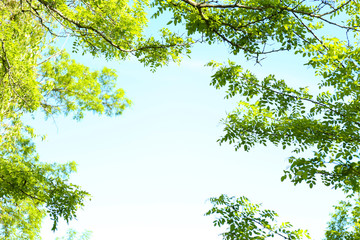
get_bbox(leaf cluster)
[0,0,193,238]
[151,0,360,238]
[205,195,310,239]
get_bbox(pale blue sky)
[33,22,347,239]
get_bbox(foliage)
[0,197,45,239]
[155,0,360,195]
[55,229,92,240]
[3,0,360,238]
[325,197,360,240]
[150,0,360,238]
[206,195,310,240]
[0,0,192,238]
[153,0,360,194]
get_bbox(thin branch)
[318,0,352,17]
[181,0,322,18]
[37,0,191,54]
[181,0,359,33]
[36,34,69,66]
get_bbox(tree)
[0,0,192,238]
[205,195,310,240]
[3,0,360,238]
[154,0,360,195]
[325,197,360,240]
[149,0,360,238]
[0,197,45,239]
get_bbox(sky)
[32,15,348,240]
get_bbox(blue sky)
[33,23,347,239]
